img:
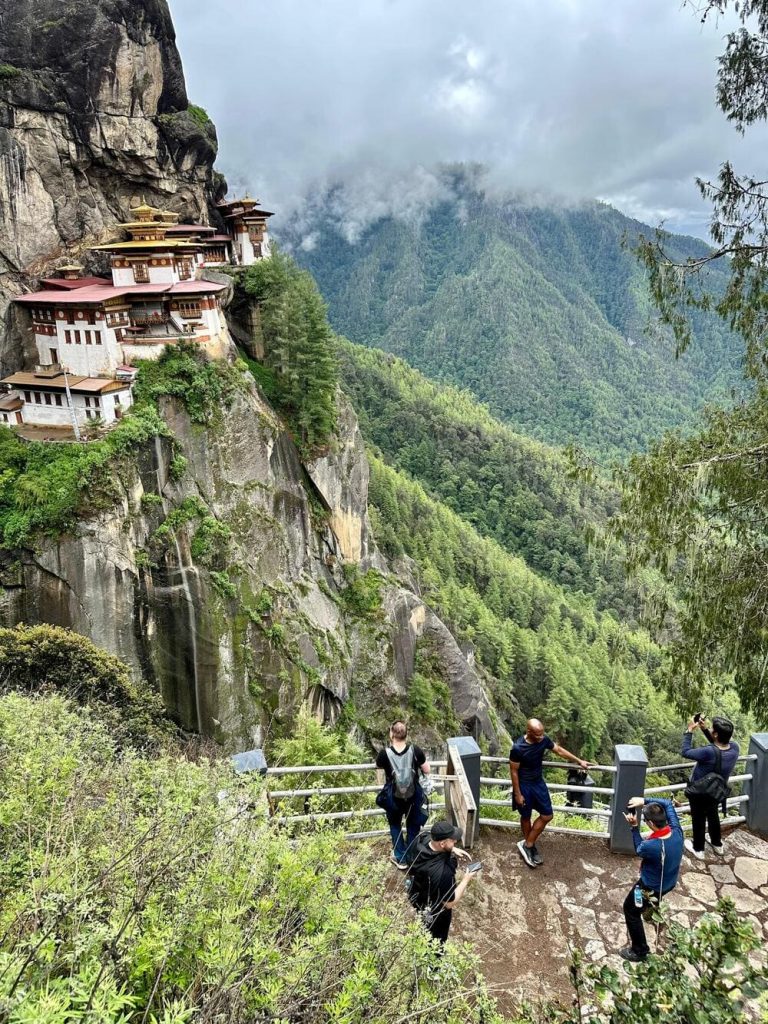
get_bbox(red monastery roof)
[40,276,112,290]
[15,280,227,306]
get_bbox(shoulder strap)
[714,746,723,775]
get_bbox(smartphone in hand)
[466,861,483,874]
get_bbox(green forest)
[291,174,743,460]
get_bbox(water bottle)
[633,885,644,909]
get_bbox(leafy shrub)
[0,695,500,1024]
[0,63,20,78]
[132,341,248,425]
[187,103,211,127]
[0,624,171,749]
[340,564,384,619]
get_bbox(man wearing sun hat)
[407,820,475,944]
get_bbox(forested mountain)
[290,172,742,459]
[338,339,636,619]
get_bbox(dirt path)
[382,824,768,1015]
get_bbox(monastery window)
[133,263,149,283]
[74,332,81,345]
[178,302,202,318]
[65,330,72,344]
[23,391,31,403]
[85,331,91,345]
[34,392,41,404]
[44,394,51,406]
[95,332,102,345]
[93,397,100,408]
[54,395,62,407]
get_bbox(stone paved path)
[387,824,768,1013]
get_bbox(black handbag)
[684,747,731,802]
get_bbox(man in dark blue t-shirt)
[509,718,590,867]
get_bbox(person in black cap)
[407,820,475,945]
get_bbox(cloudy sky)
[170,0,768,239]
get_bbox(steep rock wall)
[0,381,498,752]
[0,0,223,374]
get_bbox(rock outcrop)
[0,380,498,752]
[0,0,223,374]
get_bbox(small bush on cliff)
[133,341,248,424]
[0,624,171,749]
[0,694,501,1024]
[238,251,338,452]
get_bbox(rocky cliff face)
[0,380,498,752]
[0,0,223,374]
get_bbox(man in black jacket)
[408,820,475,944]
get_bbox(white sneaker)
[684,839,705,861]
[707,841,725,856]
[389,854,408,871]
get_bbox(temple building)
[217,196,274,266]
[0,197,274,432]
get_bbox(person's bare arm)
[444,872,475,908]
[421,759,431,775]
[552,743,589,769]
[509,760,523,805]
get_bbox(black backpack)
[684,747,732,802]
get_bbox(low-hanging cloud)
[171,0,768,240]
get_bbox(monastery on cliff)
[0,197,273,430]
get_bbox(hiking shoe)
[707,841,725,856]
[619,946,647,963]
[684,839,705,861]
[517,840,536,868]
[389,854,408,870]
[530,844,544,866]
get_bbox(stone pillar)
[610,743,648,854]
[446,736,481,846]
[745,733,768,837]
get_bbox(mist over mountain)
[287,169,743,459]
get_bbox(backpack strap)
[714,746,723,776]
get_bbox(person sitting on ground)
[681,714,739,860]
[509,718,590,867]
[620,796,684,962]
[375,720,431,868]
[408,820,474,945]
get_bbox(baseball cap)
[431,820,463,841]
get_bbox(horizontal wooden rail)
[644,772,752,796]
[649,754,757,773]
[268,780,450,799]
[479,756,617,772]
[274,804,446,825]
[480,799,611,817]
[478,817,610,840]
[479,776,615,796]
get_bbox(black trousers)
[689,793,721,851]
[427,908,452,944]
[623,883,662,956]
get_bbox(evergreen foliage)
[290,175,742,460]
[338,339,636,618]
[612,0,768,719]
[237,251,338,451]
[367,455,684,764]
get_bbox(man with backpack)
[682,715,739,860]
[376,721,431,868]
[408,820,475,945]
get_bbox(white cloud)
[169,0,768,239]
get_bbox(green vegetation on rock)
[0,344,245,551]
